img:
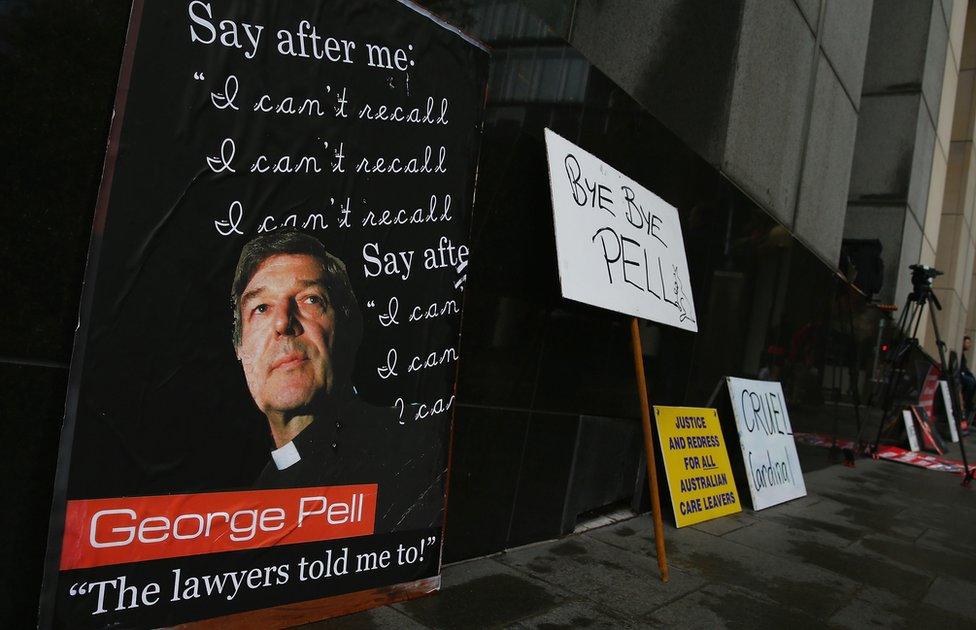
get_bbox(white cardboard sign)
[544,129,698,331]
[902,409,921,451]
[938,381,960,443]
[726,377,807,510]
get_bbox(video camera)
[909,264,942,290]
[908,264,944,308]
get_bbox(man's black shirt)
[254,397,445,534]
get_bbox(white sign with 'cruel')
[726,377,807,510]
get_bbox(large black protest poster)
[39,1,488,627]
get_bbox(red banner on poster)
[60,485,376,570]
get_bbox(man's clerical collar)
[271,440,301,470]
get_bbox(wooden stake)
[630,317,670,582]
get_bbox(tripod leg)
[827,291,839,457]
[867,297,912,409]
[873,343,912,454]
[927,300,973,486]
[846,291,862,466]
[873,301,921,453]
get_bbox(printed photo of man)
[231,229,442,531]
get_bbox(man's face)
[236,254,337,417]
[966,338,972,351]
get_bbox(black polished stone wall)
[0,2,131,626]
[432,0,883,562]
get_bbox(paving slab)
[823,597,905,629]
[722,510,860,556]
[783,533,935,600]
[662,525,860,619]
[509,600,641,630]
[300,605,427,629]
[855,533,976,584]
[321,436,976,628]
[588,513,860,619]
[392,558,567,629]
[903,495,976,539]
[923,575,976,620]
[495,533,704,619]
[646,582,824,629]
[828,594,948,629]
[689,511,759,537]
[775,491,927,542]
[718,512,941,602]
[830,583,976,629]
[916,526,976,556]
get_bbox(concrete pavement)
[307,442,976,628]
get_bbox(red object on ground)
[795,432,975,476]
[911,405,946,455]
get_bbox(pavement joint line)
[559,594,648,627]
[646,578,713,613]
[842,537,942,587]
[698,512,885,584]
[650,578,832,625]
[723,525,749,535]
[821,581,869,622]
[500,535,564,554]
[490,529,703,618]
[841,534,863,550]
[442,551,517,570]
[481,550,629,619]
[574,530,635,556]
[385,601,434,629]
[912,526,930,544]
[680,514,831,563]
[716,521,753,536]
[581,527,665,559]
[407,556,585,630]
[639,586,709,625]
[584,515,867,604]
[577,523,673,559]
[487,548,588,593]
[578,513,802,570]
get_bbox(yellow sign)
[654,406,741,527]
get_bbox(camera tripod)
[870,265,973,486]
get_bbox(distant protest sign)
[725,378,806,510]
[919,365,940,420]
[543,129,697,331]
[654,406,740,527]
[902,409,921,452]
[938,381,960,443]
[39,1,488,628]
